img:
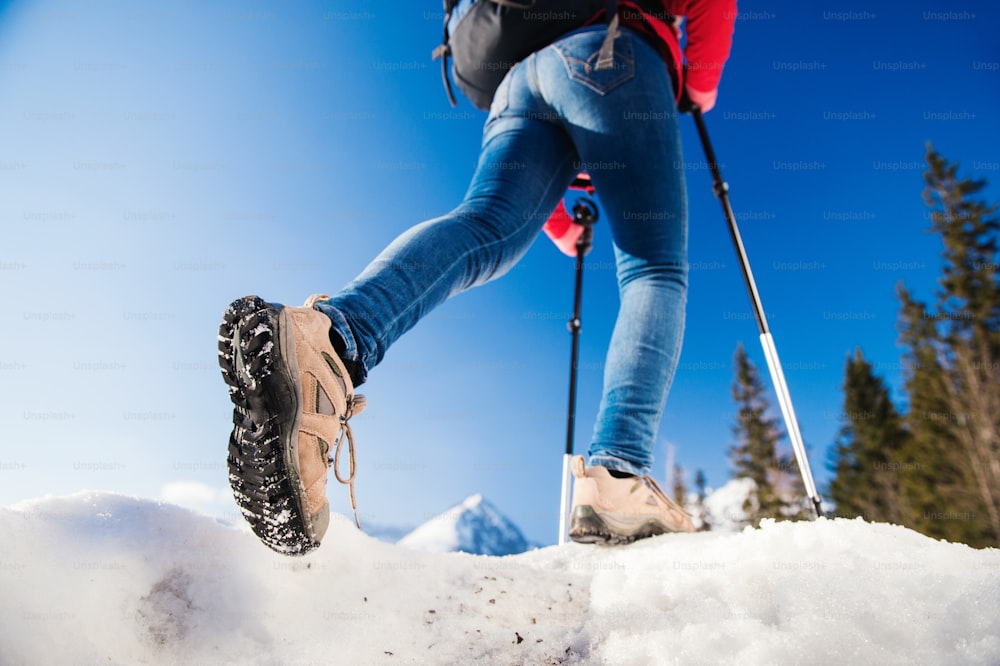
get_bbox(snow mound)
[2,492,999,665]
[397,494,531,556]
[702,477,756,531]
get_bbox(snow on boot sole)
[568,505,673,545]
[219,295,320,556]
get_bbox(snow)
[700,477,756,531]
[398,494,532,556]
[2,492,999,665]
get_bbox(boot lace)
[304,293,329,309]
[332,395,366,529]
[639,474,693,523]
[304,293,366,530]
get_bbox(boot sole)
[569,505,673,545]
[218,295,320,556]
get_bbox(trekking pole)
[689,107,823,518]
[558,197,598,545]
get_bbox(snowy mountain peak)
[397,494,530,556]
[461,493,484,509]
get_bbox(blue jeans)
[317,25,687,476]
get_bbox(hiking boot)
[568,455,695,544]
[218,294,365,555]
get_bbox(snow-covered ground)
[2,492,998,665]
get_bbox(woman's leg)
[316,70,579,385]
[533,27,688,476]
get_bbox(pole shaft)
[691,108,822,517]
[558,453,573,545]
[692,110,769,335]
[561,211,595,543]
[760,332,820,502]
[566,245,585,456]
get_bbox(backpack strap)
[433,0,460,107]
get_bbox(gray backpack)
[433,0,611,110]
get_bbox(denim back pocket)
[554,32,635,95]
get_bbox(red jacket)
[621,0,737,111]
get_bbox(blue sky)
[1,1,998,546]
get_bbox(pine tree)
[695,469,708,501]
[693,469,711,531]
[671,464,687,506]
[896,294,972,540]
[827,349,911,524]
[896,145,1000,547]
[729,343,786,526]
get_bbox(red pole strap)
[543,172,595,257]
